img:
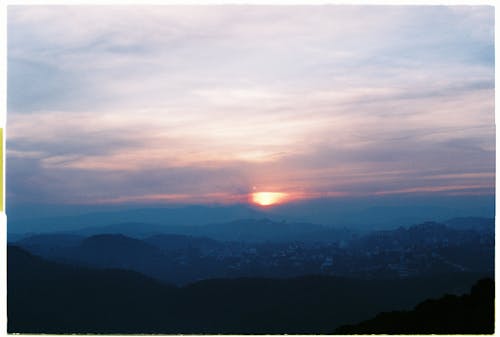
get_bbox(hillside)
[8,246,490,334]
[335,278,494,334]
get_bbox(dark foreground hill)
[335,278,494,334]
[8,246,492,334]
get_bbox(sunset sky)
[7,6,495,207]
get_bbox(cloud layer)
[7,5,495,205]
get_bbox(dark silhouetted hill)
[8,245,180,334]
[8,245,491,334]
[335,278,494,334]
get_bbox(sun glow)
[251,192,287,206]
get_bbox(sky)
[6,5,495,208]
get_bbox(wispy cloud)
[7,5,495,205]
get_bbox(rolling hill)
[8,245,490,334]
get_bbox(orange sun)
[251,192,287,206]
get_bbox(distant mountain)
[351,221,494,275]
[9,194,495,235]
[12,217,358,243]
[15,233,85,260]
[77,234,166,267]
[356,221,488,249]
[8,245,489,334]
[8,204,269,234]
[335,278,494,334]
[74,221,188,238]
[445,217,494,233]
[194,218,355,242]
[264,195,495,229]
[14,217,493,284]
[59,234,187,283]
[17,233,84,247]
[144,233,223,253]
[14,233,228,284]
[70,218,326,242]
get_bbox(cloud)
[6,5,495,205]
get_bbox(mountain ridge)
[8,245,490,334]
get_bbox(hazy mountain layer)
[13,219,494,285]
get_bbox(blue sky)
[6,5,495,207]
